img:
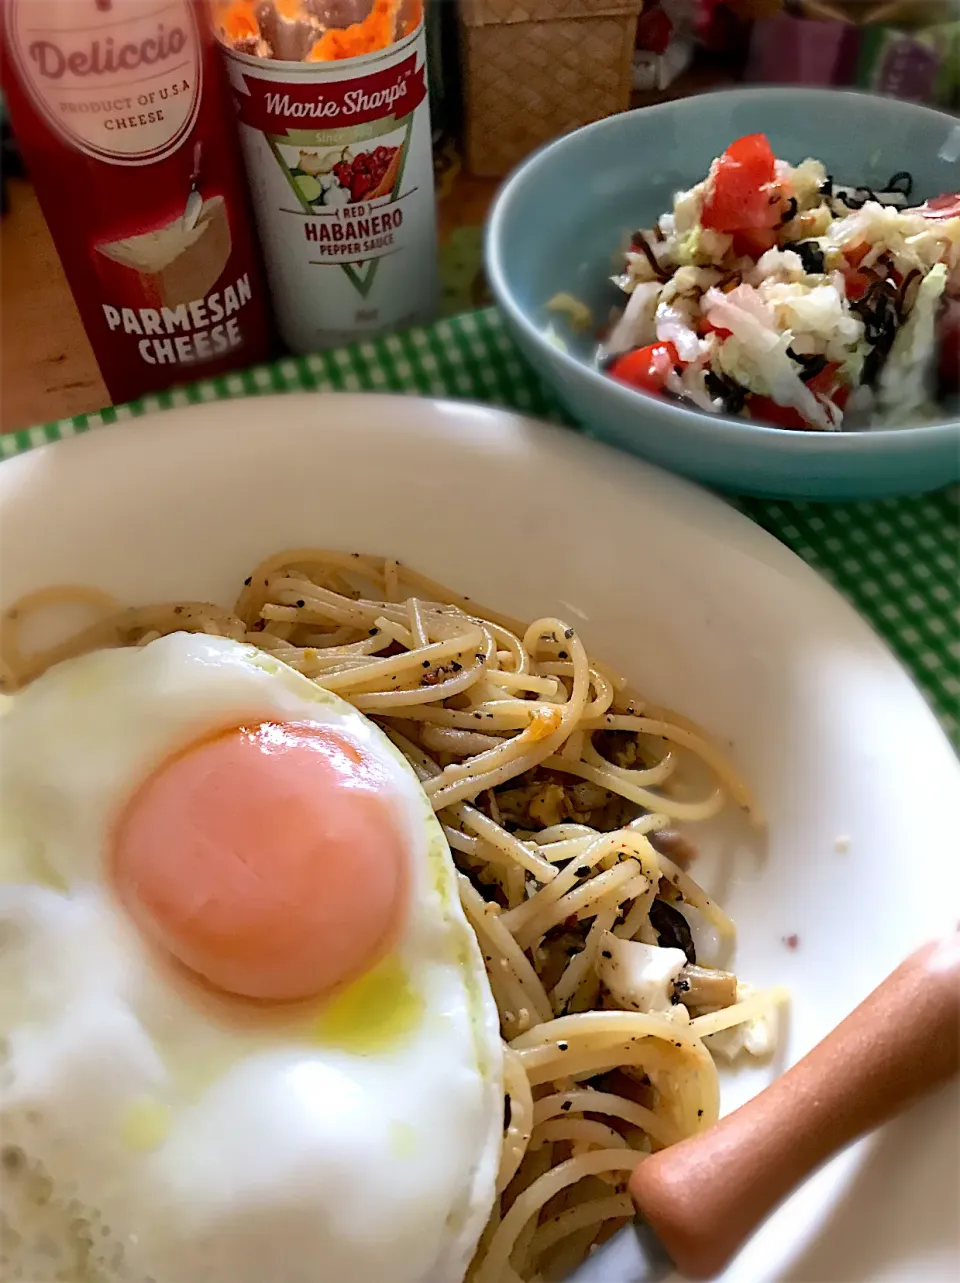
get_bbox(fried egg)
[0,634,503,1283]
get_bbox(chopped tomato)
[697,317,732,339]
[748,362,849,430]
[608,341,683,394]
[844,241,871,268]
[843,269,872,302]
[731,226,778,259]
[747,396,809,430]
[916,192,960,221]
[939,298,960,391]
[702,133,781,234]
[808,362,850,410]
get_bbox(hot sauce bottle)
[211,1,437,353]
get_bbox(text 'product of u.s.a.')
[212,1,438,353]
[0,0,275,404]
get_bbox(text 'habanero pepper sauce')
[211,1,437,352]
[1,0,274,404]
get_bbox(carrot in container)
[211,0,437,353]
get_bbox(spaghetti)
[0,551,786,1283]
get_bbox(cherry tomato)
[702,133,780,234]
[916,192,960,221]
[939,298,960,391]
[731,226,779,259]
[608,341,683,394]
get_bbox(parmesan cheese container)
[213,1,438,352]
[0,0,274,405]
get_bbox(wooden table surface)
[0,171,500,436]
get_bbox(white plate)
[1,395,957,1283]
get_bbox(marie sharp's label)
[235,52,427,133]
[7,0,203,165]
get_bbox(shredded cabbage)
[877,263,948,425]
[604,281,661,356]
[705,285,838,429]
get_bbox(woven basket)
[460,0,644,178]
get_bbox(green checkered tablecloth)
[2,307,957,743]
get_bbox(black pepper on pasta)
[0,550,786,1283]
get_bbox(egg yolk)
[112,722,408,1003]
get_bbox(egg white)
[0,634,503,1283]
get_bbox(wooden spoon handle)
[630,930,960,1279]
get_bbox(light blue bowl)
[486,89,960,500]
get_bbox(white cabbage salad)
[598,133,960,431]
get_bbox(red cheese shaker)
[0,0,275,405]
